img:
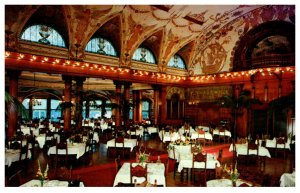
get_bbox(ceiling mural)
[5,4,295,76]
[189,5,295,75]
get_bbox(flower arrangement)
[136,146,149,164]
[36,160,49,186]
[191,144,202,154]
[223,161,239,184]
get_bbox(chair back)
[247,142,258,155]
[130,163,147,183]
[115,136,125,146]
[115,156,122,173]
[215,163,223,179]
[19,143,29,161]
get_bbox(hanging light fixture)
[31,73,42,106]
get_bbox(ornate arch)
[232,20,295,71]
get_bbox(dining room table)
[106,138,137,151]
[177,152,220,172]
[213,128,232,138]
[20,179,84,187]
[159,131,181,143]
[47,142,86,159]
[206,178,254,187]
[113,162,166,187]
[229,143,272,158]
[280,171,295,187]
[5,148,32,167]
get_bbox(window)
[142,100,150,119]
[20,25,66,47]
[85,37,117,56]
[50,99,61,122]
[32,99,47,120]
[83,99,112,119]
[105,100,112,118]
[132,47,156,64]
[89,100,102,119]
[21,98,30,119]
[168,54,186,69]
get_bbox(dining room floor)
[5,133,295,187]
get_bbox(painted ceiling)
[5,5,295,77]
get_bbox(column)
[7,70,21,138]
[132,90,138,123]
[137,90,142,122]
[46,98,51,119]
[62,75,72,131]
[75,77,85,129]
[114,81,122,127]
[160,86,167,123]
[123,82,131,126]
[152,85,160,125]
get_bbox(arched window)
[168,54,186,69]
[85,37,117,56]
[142,100,151,119]
[132,47,156,64]
[20,25,66,47]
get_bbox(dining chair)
[247,141,259,165]
[115,155,122,174]
[192,152,207,186]
[115,136,125,158]
[7,169,22,187]
[214,162,224,179]
[275,137,286,159]
[55,141,68,170]
[130,163,147,184]
[196,129,206,146]
[18,142,29,174]
[218,127,228,143]
[129,126,137,139]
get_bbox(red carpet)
[72,144,232,186]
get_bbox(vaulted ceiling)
[5,5,295,94]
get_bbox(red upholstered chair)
[130,163,147,184]
[192,152,207,186]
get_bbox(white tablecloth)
[146,127,158,134]
[36,134,60,148]
[106,138,137,151]
[20,126,39,136]
[5,149,32,167]
[213,129,232,138]
[195,126,210,132]
[229,143,271,158]
[177,153,220,172]
[20,180,84,187]
[190,132,213,141]
[127,129,144,137]
[159,131,181,143]
[207,179,252,187]
[280,172,295,187]
[257,138,291,150]
[178,127,195,135]
[113,162,166,187]
[168,143,191,161]
[82,132,99,143]
[47,143,86,159]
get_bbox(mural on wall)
[190,5,295,75]
[166,86,185,100]
[187,86,232,103]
